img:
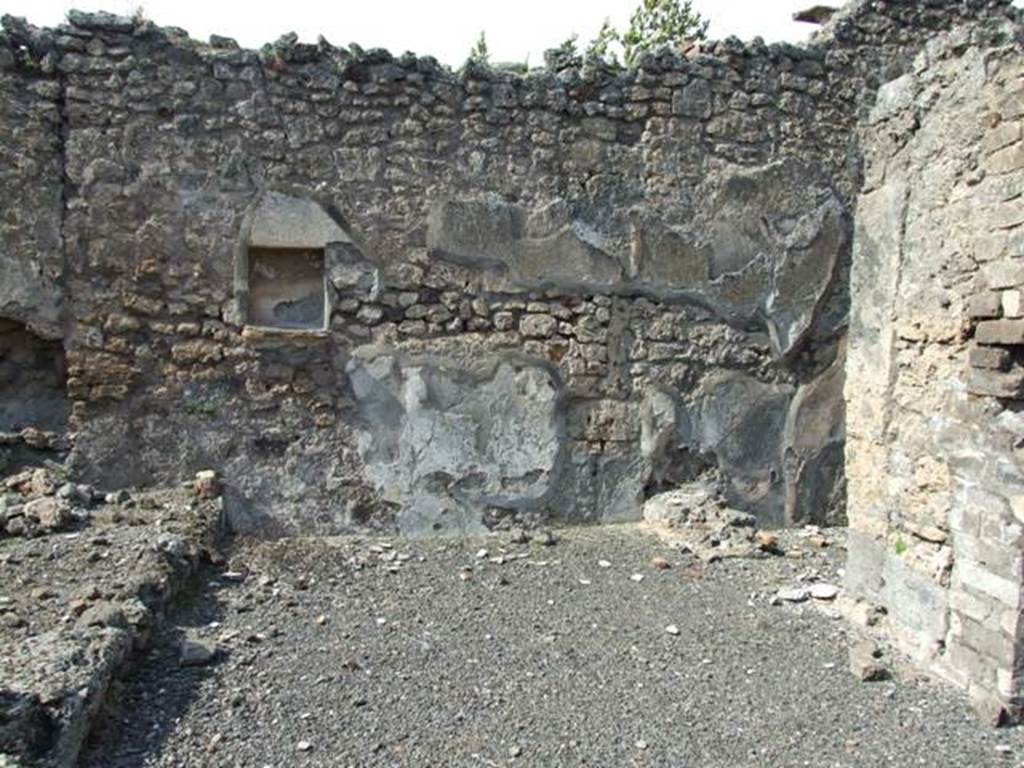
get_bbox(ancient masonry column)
[844,21,1024,722]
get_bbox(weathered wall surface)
[845,17,1024,719]
[0,21,63,339]
[0,11,852,535]
[0,1,1015,537]
[0,29,69,475]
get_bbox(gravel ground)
[80,525,1024,767]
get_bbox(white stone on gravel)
[810,583,840,600]
[776,587,810,603]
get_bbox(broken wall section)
[845,16,1024,720]
[0,1,1015,536]
[0,23,69,474]
[22,10,872,535]
[0,19,64,338]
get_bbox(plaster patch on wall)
[346,351,564,535]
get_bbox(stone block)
[967,366,1024,398]
[642,484,714,526]
[970,686,1013,727]
[982,260,1024,290]
[956,536,1022,581]
[1008,495,1024,524]
[849,639,889,682]
[986,142,1024,175]
[23,498,70,531]
[997,668,1018,700]
[520,314,557,338]
[328,245,380,299]
[974,232,1008,263]
[956,558,1020,607]
[493,311,515,331]
[1011,228,1024,259]
[982,122,1022,155]
[967,292,1002,319]
[397,320,427,337]
[958,615,1016,667]
[844,530,886,601]
[171,340,224,365]
[880,546,950,649]
[947,643,997,688]
[1003,605,1024,645]
[975,320,1024,345]
[996,89,1024,121]
[1004,290,1024,318]
[671,79,712,118]
[248,192,352,250]
[968,345,1011,371]
[909,524,947,544]
[988,199,1024,231]
[950,588,997,623]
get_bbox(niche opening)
[247,247,327,331]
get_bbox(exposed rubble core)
[0,321,69,477]
[0,321,68,435]
[0,0,1023,758]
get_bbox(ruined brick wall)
[845,15,1024,719]
[0,1,1014,536]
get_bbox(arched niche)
[235,191,354,332]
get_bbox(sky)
[4,0,829,65]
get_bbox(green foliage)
[555,33,579,59]
[894,536,908,556]
[468,31,490,64]
[585,19,620,65]
[622,0,708,66]
[494,60,529,75]
[584,0,708,68]
[182,395,220,418]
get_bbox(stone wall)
[0,21,63,340]
[0,1,1016,539]
[845,15,1024,720]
